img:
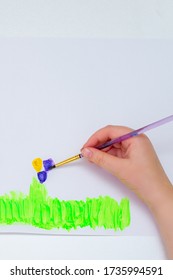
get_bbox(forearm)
[149,184,173,259]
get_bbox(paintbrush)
[50,114,173,170]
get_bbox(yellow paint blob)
[32,158,43,172]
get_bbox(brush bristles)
[48,165,56,170]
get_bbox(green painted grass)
[0,178,130,231]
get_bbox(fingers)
[81,147,127,177]
[82,125,133,148]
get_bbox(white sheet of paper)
[0,38,172,236]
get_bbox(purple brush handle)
[96,115,173,150]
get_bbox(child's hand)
[81,125,173,258]
[81,125,172,209]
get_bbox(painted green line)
[0,178,130,231]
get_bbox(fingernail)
[81,148,93,158]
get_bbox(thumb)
[81,147,125,177]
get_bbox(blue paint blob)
[43,158,54,171]
[37,171,47,183]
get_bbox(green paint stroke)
[0,178,130,231]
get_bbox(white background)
[0,1,173,260]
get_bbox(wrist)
[147,183,173,214]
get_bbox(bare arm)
[150,186,173,259]
[81,125,173,259]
